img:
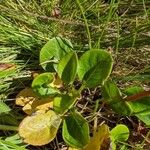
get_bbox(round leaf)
[57,52,78,84]
[110,124,129,142]
[40,37,73,71]
[53,94,76,114]
[32,73,59,97]
[78,49,113,88]
[19,110,61,146]
[62,111,90,148]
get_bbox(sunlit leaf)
[19,110,61,146]
[57,52,78,84]
[40,37,73,71]
[16,88,53,115]
[16,88,37,107]
[62,111,90,148]
[53,94,76,114]
[110,124,129,142]
[84,124,110,150]
[32,73,59,97]
[78,49,113,88]
[102,80,132,115]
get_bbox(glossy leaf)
[102,80,132,115]
[57,52,78,84]
[32,73,59,97]
[53,94,76,114]
[62,111,90,148]
[19,110,61,146]
[84,124,110,150]
[110,124,129,142]
[78,49,113,88]
[40,37,73,71]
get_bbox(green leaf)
[110,124,129,142]
[62,111,90,148]
[0,102,11,114]
[57,52,78,84]
[53,94,76,114]
[78,49,113,88]
[124,86,150,126]
[32,73,59,97]
[102,80,132,115]
[40,37,73,71]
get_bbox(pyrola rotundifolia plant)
[16,37,150,149]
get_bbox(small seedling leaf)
[19,110,61,146]
[40,37,73,71]
[32,73,59,97]
[78,49,113,88]
[110,124,129,142]
[62,111,90,148]
[57,52,78,84]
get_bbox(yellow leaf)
[22,101,33,115]
[16,88,37,106]
[84,124,110,150]
[19,110,61,146]
[16,88,53,115]
[32,99,53,114]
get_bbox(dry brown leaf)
[19,110,61,146]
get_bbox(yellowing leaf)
[22,101,33,115]
[16,88,53,115]
[50,74,63,88]
[84,124,110,150]
[32,99,53,114]
[16,88,37,106]
[19,110,61,146]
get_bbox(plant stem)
[76,0,92,49]
[0,125,18,131]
